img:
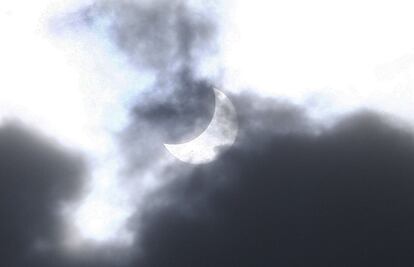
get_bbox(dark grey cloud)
[0,121,85,266]
[5,97,414,267]
[74,0,219,143]
[0,121,128,267]
[95,0,217,73]
[64,0,221,178]
[128,95,414,267]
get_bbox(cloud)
[4,95,414,267]
[0,121,131,267]
[73,0,220,144]
[0,121,85,265]
[128,95,414,266]
[51,1,414,266]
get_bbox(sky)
[1,0,414,266]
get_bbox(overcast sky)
[1,0,414,266]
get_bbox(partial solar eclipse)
[164,89,238,164]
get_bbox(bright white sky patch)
[72,160,134,244]
[222,0,414,123]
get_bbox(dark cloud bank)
[0,122,128,267]
[0,122,83,266]
[4,0,414,266]
[133,105,414,267]
[4,102,414,266]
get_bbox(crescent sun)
[164,88,238,164]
